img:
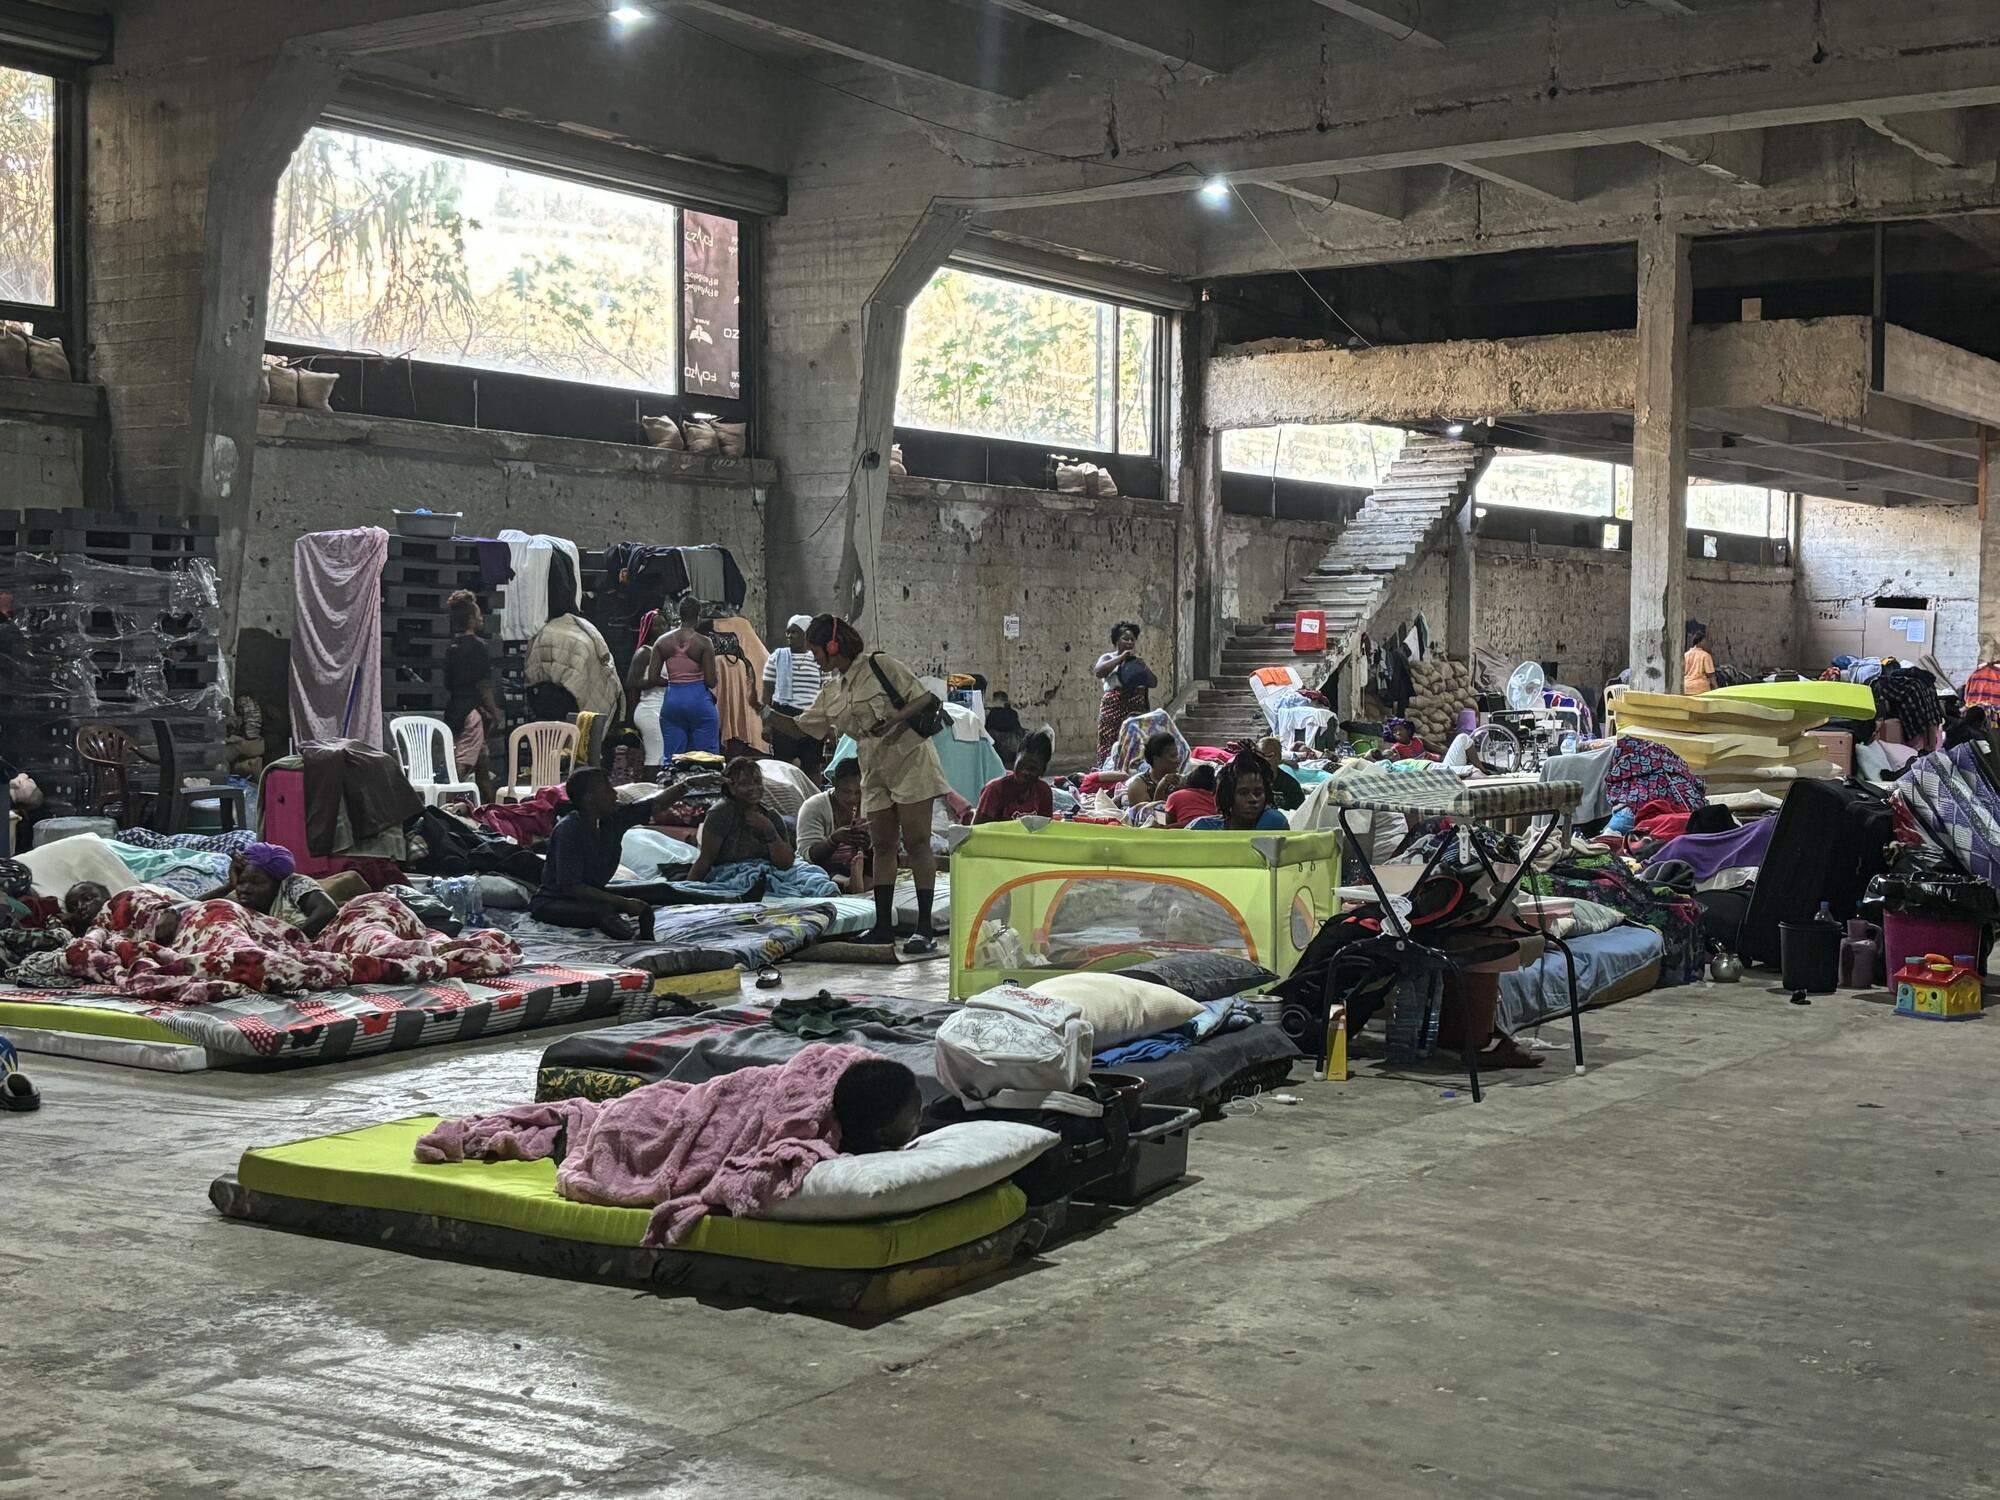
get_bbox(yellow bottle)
[1314,1003,1348,1083]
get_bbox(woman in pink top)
[657,595,721,758]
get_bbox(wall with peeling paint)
[1796,497,1979,677]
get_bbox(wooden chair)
[74,723,159,829]
[499,721,580,803]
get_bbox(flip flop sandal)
[901,934,938,957]
[755,967,783,989]
[0,1038,39,1113]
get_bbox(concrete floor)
[6,964,1998,1500]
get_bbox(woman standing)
[626,611,669,766]
[443,589,502,803]
[770,616,951,953]
[762,614,826,775]
[655,594,721,759]
[1094,621,1156,765]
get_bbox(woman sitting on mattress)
[195,842,342,939]
[677,758,840,901]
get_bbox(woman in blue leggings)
[656,595,721,758]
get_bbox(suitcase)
[1738,780,1892,967]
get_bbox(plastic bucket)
[1779,919,1841,994]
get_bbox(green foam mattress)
[234,1116,1027,1271]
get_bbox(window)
[271,126,720,395]
[897,267,1161,456]
[1479,454,1788,540]
[0,65,56,310]
[1221,424,1407,489]
[1687,481,1788,539]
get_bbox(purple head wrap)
[240,842,296,880]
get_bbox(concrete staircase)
[1177,434,1492,745]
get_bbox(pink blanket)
[415,1043,872,1246]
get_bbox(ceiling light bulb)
[1199,176,1230,203]
[609,5,648,23]
[1445,422,1466,437]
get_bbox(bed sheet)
[1497,923,1665,1037]
[0,962,653,1069]
[537,995,1296,1112]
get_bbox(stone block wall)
[0,417,87,508]
[1795,498,1979,677]
[243,410,769,639]
[876,476,1183,755]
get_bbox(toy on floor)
[1892,953,1983,1021]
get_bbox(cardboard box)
[1862,605,1936,659]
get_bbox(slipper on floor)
[901,934,938,957]
[0,1039,38,1113]
[755,967,783,989]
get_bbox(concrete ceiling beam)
[1302,0,1444,48]
[1645,130,1766,188]
[983,0,1229,77]
[672,0,1026,99]
[305,0,600,54]
[1863,108,1973,169]
[951,7,2000,211]
[1257,170,1408,224]
[1447,150,1582,204]
[1627,0,1696,13]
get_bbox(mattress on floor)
[535,995,1297,1113]
[1496,924,1665,1037]
[224,1116,1026,1270]
[211,1117,1031,1313]
[0,962,655,1071]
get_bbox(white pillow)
[18,832,137,899]
[755,1121,1057,1222]
[1029,971,1204,1048]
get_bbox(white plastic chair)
[390,715,478,808]
[499,720,580,803]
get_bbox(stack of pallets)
[0,507,227,811]
[378,536,522,732]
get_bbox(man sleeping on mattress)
[417,1044,921,1246]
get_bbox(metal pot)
[1709,952,1743,983]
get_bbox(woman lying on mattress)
[25,882,521,1005]
[674,758,841,902]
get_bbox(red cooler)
[1293,609,1327,654]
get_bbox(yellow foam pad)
[1624,727,1831,769]
[237,1116,1026,1271]
[1707,680,1876,719]
[0,1000,186,1045]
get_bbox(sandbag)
[295,368,338,410]
[640,414,684,449]
[0,325,30,377]
[264,364,299,405]
[25,332,68,380]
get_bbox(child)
[832,1057,923,1154]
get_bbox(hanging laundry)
[496,529,581,641]
[289,528,388,748]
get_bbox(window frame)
[263,120,756,450]
[893,264,1170,496]
[0,47,86,379]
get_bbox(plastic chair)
[150,718,247,835]
[74,724,159,829]
[1602,683,1628,737]
[499,721,579,803]
[390,715,479,808]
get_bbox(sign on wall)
[682,211,741,401]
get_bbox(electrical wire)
[1226,183,1377,350]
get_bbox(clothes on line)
[495,531,581,642]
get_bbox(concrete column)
[1981,435,2000,663]
[1180,303,1222,692]
[831,204,970,640]
[1629,224,1693,693]
[1445,495,1477,663]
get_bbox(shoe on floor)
[0,1039,39,1113]
[901,933,938,957]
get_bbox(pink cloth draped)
[415,1043,873,1246]
[290,527,389,749]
